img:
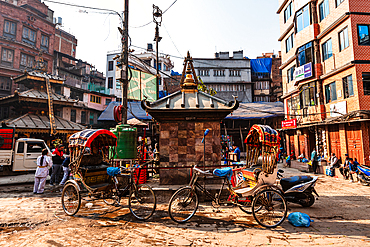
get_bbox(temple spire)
[180,51,198,91]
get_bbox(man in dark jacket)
[50,144,64,185]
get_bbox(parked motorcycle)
[357,165,370,186]
[277,169,319,207]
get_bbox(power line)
[163,24,182,57]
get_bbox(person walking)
[51,144,64,186]
[339,154,350,179]
[33,149,52,194]
[329,153,340,176]
[59,155,70,186]
[311,149,318,174]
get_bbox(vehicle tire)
[237,197,252,214]
[61,182,81,216]
[252,189,287,228]
[168,187,198,223]
[129,184,156,221]
[299,193,315,207]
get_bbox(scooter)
[277,169,319,207]
[357,165,370,186]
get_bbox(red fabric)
[52,149,64,157]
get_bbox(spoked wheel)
[61,183,81,216]
[129,184,156,220]
[168,187,199,223]
[237,196,252,214]
[103,190,121,206]
[252,189,287,228]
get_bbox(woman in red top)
[50,144,64,186]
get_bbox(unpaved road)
[0,166,370,246]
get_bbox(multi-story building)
[251,52,283,102]
[105,46,174,101]
[278,0,370,166]
[193,51,253,103]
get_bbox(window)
[105,98,112,105]
[339,27,349,51]
[158,63,162,71]
[108,77,113,89]
[54,85,61,95]
[22,26,36,46]
[81,111,86,124]
[285,33,294,53]
[41,35,49,51]
[229,70,241,77]
[0,76,11,91]
[70,109,76,122]
[335,0,344,7]
[3,20,16,39]
[343,75,354,98]
[20,53,35,69]
[358,25,370,46]
[116,79,121,89]
[1,48,14,67]
[284,2,292,23]
[198,69,210,76]
[17,142,24,154]
[322,39,333,61]
[90,95,101,104]
[89,112,95,125]
[70,90,83,101]
[255,81,270,90]
[0,107,9,120]
[26,141,45,153]
[325,82,337,103]
[319,0,330,22]
[254,96,270,102]
[362,73,370,95]
[302,82,316,107]
[296,5,310,33]
[214,70,225,77]
[108,61,113,71]
[297,42,313,66]
[287,66,295,83]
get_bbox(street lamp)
[153,5,162,100]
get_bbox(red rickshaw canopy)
[69,129,117,148]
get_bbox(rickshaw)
[168,125,287,228]
[61,129,156,220]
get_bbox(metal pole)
[121,0,129,124]
[155,24,159,100]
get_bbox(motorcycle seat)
[280,176,313,191]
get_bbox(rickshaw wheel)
[237,197,252,214]
[168,187,199,223]
[129,184,156,221]
[61,183,81,216]
[252,189,287,228]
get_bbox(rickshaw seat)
[213,167,233,179]
[79,164,109,172]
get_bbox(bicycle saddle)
[213,167,233,179]
[107,167,120,176]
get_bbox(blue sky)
[45,0,281,73]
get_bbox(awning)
[225,102,284,120]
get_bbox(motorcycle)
[277,169,319,207]
[357,165,370,186]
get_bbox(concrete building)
[105,47,174,101]
[278,0,370,166]
[193,51,253,103]
[251,52,283,102]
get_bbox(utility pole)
[120,0,129,124]
[153,5,162,101]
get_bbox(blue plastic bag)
[288,212,313,227]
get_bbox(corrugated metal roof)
[5,114,85,131]
[225,102,284,120]
[0,89,77,104]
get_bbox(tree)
[197,77,217,96]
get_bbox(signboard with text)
[330,101,347,117]
[282,119,297,129]
[294,62,312,82]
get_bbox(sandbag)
[288,212,313,227]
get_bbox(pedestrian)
[33,149,52,194]
[348,158,359,182]
[233,145,241,162]
[339,154,350,179]
[329,153,340,176]
[286,154,291,168]
[59,155,70,186]
[51,144,64,186]
[311,149,318,174]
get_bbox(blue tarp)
[225,102,284,120]
[250,58,272,73]
[98,101,151,121]
[159,91,168,99]
[171,70,181,76]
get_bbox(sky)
[44,0,281,74]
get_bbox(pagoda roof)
[0,89,77,106]
[13,71,65,85]
[3,114,85,134]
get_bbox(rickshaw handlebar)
[193,165,212,175]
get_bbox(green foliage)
[197,77,217,96]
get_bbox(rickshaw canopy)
[69,129,117,148]
[244,124,280,147]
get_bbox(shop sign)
[330,101,347,117]
[282,119,297,129]
[294,62,312,81]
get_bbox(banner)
[127,69,157,102]
[282,119,297,129]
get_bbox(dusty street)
[0,166,370,247]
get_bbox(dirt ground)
[0,165,370,246]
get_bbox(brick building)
[278,0,370,166]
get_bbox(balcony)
[252,72,270,81]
